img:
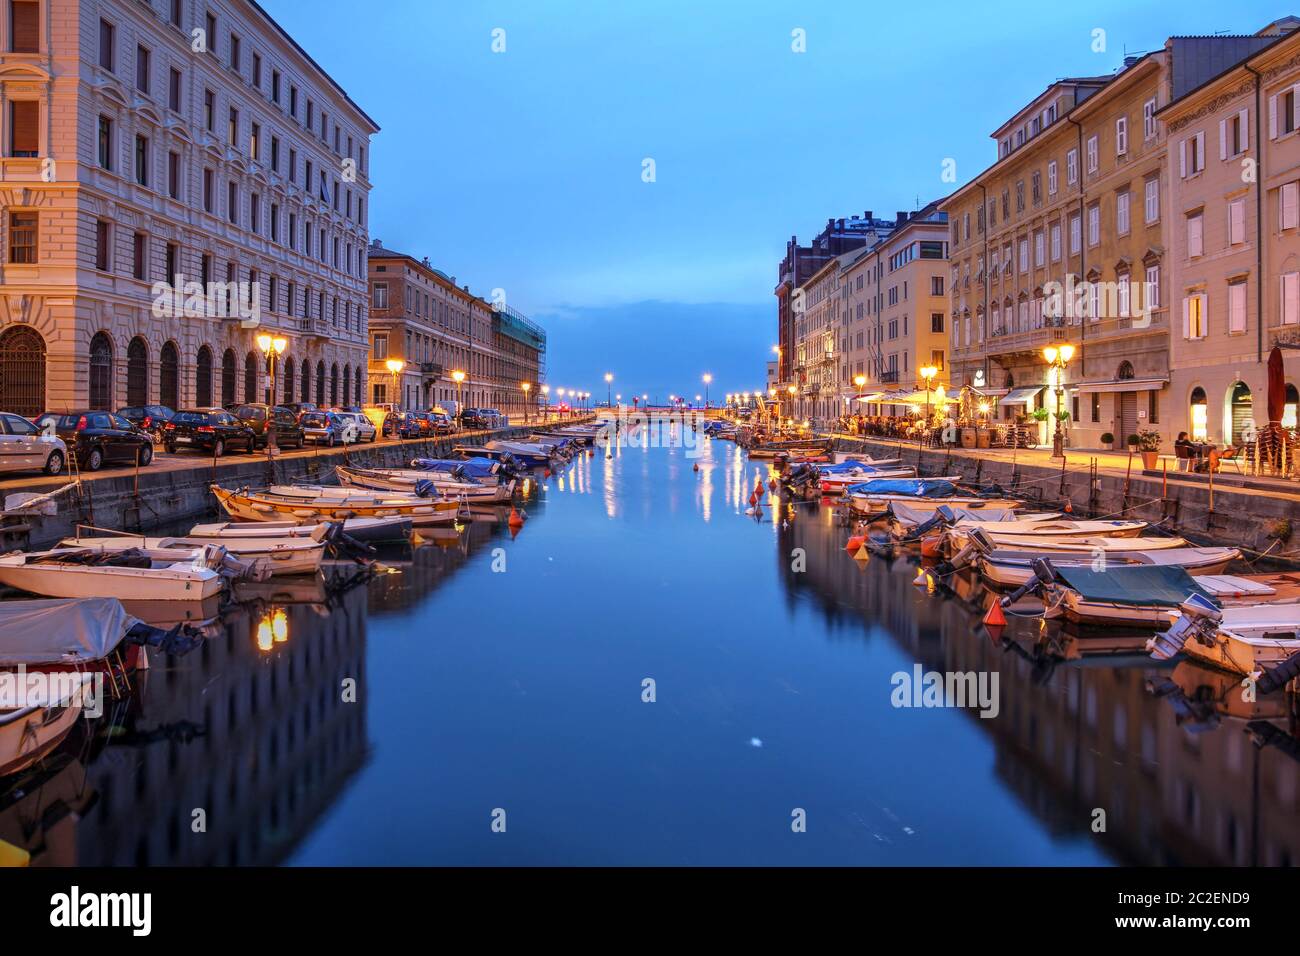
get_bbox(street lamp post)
[256,333,287,456]
[1042,344,1075,458]
[605,372,613,410]
[451,369,466,428]
[521,381,531,423]
[540,383,550,420]
[919,365,938,448]
[702,373,712,411]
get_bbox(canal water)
[8,429,1299,865]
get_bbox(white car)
[1,412,67,475]
[334,411,377,443]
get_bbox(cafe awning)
[1072,378,1167,394]
[1000,386,1045,405]
[877,389,960,406]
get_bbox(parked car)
[0,412,67,475]
[461,408,492,429]
[426,411,456,434]
[386,412,422,439]
[281,402,318,419]
[117,404,175,442]
[162,408,256,456]
[34,411,154,471]
[299,410,353,446]
[234,404,306,450]
[333,411,377,443]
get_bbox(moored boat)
[187,516,413,544]
[1148,593,1300,679]
[58,530,327,577]
[971,545,1240,589]
[0,545,231,601]
[845,478,1018,516]
[336,464,514,502]
[212,484,463,526]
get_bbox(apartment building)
[1164,19,1300,445]
[943,20,1298,447]
[0,0,378,416]
[774,212,896,400]
[367,241,544,417]
[790,251,852,423]
[840,203,949,415]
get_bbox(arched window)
[1117,360,1135,380]
[1229,381,1253,445]
[0,325,46,418]
[159,341,179,410]
[1285,384,1299,429]
[315,360,325,406]
[127,337,149,407]
[244,352,258,403]
[330,362,339,406]
[282,358,294,406]
[88,332,113,410]
[221,349,237,407]
[196,346,213,407]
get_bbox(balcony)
[300,318,330,340]
[878,369,900,384]
[420,362,442,380]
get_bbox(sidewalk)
[826,431,1300,503]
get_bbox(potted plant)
[1031,407,1050,423]
[1126,433,1140,454]
[1101,432,1115,451]
[1138,429,1162,469]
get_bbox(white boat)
[213,484,463,526]
[58,530,327,577]
[1040,567,1300,627]
[849,490,1020,516]
[1149,594,1300,677]
[974,546,1240,589]
[941,520,1150,553]
[336,465,514,502]
[0,545,228,601]
[187,516,413,543]
[889,503,1063,529]
[817,467,919,493]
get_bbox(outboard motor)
[900,507,951,544]
[932,526,995,577]
[1257,647,1300,695]
[1145,677,1220,732]
[999,557,1057,608]
[1146,592,1221,661]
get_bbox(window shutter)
[1179,139,1187,178]
[1196,131,1205,168]
[1271,95,1279,140]
[1285,273,1300,325]
[1183,297,1191,339]
[11,2,37,53]
[1294,85,1300,132]
[1219,119,1228,160]
[1240,109,1250,150]
[1201,294,1209,338]
[9,100,37,156]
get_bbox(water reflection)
[779,510,1300,866]
[4,442,1297,866]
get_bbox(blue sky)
[267,0,1285,400]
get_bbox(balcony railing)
[878,369,900,384]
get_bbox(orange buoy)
[767,478,778,492]
[589,450,594,458]
[919,534,941,559]
[983,600,1006,627]
[748,491,758,506]
[508,506,524,529]
[844,534,865,553]
[693,463,699,472]
[1063,501,1073,513]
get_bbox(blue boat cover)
[819,459,875,473]
[413,479,440,498]
[845,478,958,498]
[1053,565,1219,608]
[411,457,498,478]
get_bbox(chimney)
[371,238,381,249]
[896,210,909,225]
[864,210,873,220]
[1123,55,1139,68]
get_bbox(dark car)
[34,410,154,471]
[116,404,175,442]
[461,408,491,429]
[234,404,306,450]
[163,408,256,456]
[427,412,456,434]
[281,402,318,419]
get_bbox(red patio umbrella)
[1267,345,1286,424]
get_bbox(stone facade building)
[0,0,378,416]
[367,240,544,418]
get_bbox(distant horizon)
[266,0,1287,395]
